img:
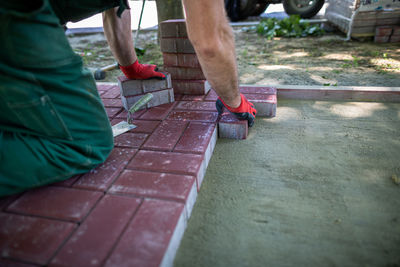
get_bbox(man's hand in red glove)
[216,93,257,127]
[120,60,166,80]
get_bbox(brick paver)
[0,214,76,265]
[7,187,102,222]
[50,195,141,267]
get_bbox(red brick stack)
[390,26,400,43]
[117,73,174,111]
[218,86,277,139]
[160,19,211,95]
[374,26,400,43]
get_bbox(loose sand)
[174,100,400,267]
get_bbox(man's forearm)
[182,0,241,108]
[102,8,136,66]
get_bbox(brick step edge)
[160,125,217,266]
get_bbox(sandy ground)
[174,100,400,267]
[68,29,400,87]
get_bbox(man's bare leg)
[182,0,241,108]
[102,8,165,79]
[102,7,136,66]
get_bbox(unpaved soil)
[174,100,400,267]
[68,29,400,86]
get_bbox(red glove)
[216,93,257,127]
[120,60,166,80]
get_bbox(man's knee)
[90,124,114,165]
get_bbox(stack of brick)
[375,26,400,43]
[160,19,211,95]
[218,86,277,139]
[117,73,174,111]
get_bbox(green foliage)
[254,15,324,39]
[135,47,146,56]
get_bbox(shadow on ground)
[174,99,400,267]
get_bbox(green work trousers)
[0,0,124,196]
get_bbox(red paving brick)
[244,93,277,102]
[50,195,141,267]
[139,102,176,121]
[101,85,120,99]
[164,66,204,80]
[240,86,277,95]
[52,174,81,187]
[105,107,123,118]
[177,54,201,68]
[244,93,277,117]
[0,213,76,265]
[181,94,205,101]
[160,19,187,38]
[160,38,195,54]
[142,120,188,151]
[102,98,123,108]
[204,89,218,101]
[118,74,172,96]
[219,111,249,140]
[104,199,185,267]
[127,150,203,177]
[0,259,36,267]
[375,26,393,36]
[98,83,114,90]
[172,79,210,95]
[7,187,102,222]
[110,170,195,202]
[114,109,146,120]
[174,122,216,154]
[73,148,137,191]
[114,132,148,148]
[173,94,183,101]
[163,53,179,66]
[128,120,160,133]
[175,101,217,111]
[167,110,218,123]
[164,53,201,68]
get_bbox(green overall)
[0,0,127,196]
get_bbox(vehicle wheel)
[251,1,269,17]
[225,0,258,21]
[240,0,259,18]
[283,0,325,18]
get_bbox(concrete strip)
[184,181,198,221]
[160,209,186,267]
[239,85,400,102]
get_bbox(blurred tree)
[155,0,184,39]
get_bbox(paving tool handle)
[102,63,119,72]
[94,63,119,80]
[127,93,153,123]
[129,93,153,113]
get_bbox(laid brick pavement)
[0,83,276,266]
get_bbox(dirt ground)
[174,100,400,267]
[67,29,400,86]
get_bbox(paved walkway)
[0,83,221,267]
